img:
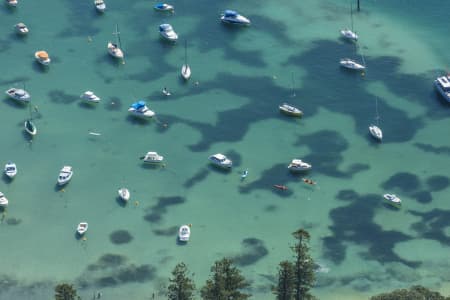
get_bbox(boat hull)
[434,80,450,103]
[24,120,37,136]
[181,64,191,80]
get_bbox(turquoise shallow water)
[1,0,450,299]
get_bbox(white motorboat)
[162,87,171,96]
[108,25,124,59]
[220,10,251,26]
[118,188,130,202]
[154,3,174,12]
[6,0,17,7]
[0,192,8,207]
[383,194,401,208]
[434,75,450,103]
[208,153,232,169]
[80,91,101,104]
[178,225,191,242]
[288,159,312,172]
[57,166,73,186]
[94,0,106,12]
[5,88,30,103]
[141,152,164,164]
[35,51,51,66]
[340,29,358,41]
[159,24,178,42]
[24,119,37,136]
[279,103,303,117]
[340,58,365,70]
[15,23,28,35]
[4,162,17,179]
[369,125,383,141]
[128,101,155,119]
[181,40,191,80]
[77,222,88,235]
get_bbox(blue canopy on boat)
[159,24,172,32]
[131,100,146,109]
[224,10,238,17]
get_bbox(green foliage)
[291,229,316,300]
[370,285,450,300]
[273,260,295,300]
[200,258,251,300]
[167,262,196,300]
[54,283,81,300]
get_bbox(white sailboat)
[107,24,124,59]
[181,40,191,80]
[369,98,383,141]
[340,4,358,41]
[24,102,37,137]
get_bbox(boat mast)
[291,72,296,97]
[375,98,380,126]
[350,3,354,32]
[184,40,188,66]
[114,24,122,49]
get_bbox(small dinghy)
[77,222,88,235]
[15,23,29,35]
[24,119,37,136]
[241,169,249,180]
[118,188,130,202]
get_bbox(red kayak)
[274,184,288,190]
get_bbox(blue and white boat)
[128,100,155,119]
[434,75,450,102]
[154,3,174,12]
[4,162,17,179]
[5,88,30,103]
[220,10,251,26]
[159,24,178,42]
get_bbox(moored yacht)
[208,153,232,169]
[340,29,358,41]
[35,51,51,65]
[6,0,17,7]
[383,194,401,208]
[80,91,101,104]
[141,152,164,164]
[154,3,174,12]
[128,101,155,118]
[77,222,88,235]
[107,42,124,59]
[15,23,28,35]
[178,224,191,242]
[118,188,130,202]
[159,24,178,42]
[340,58,365,70]
[4,162,17,179]
[288,159,312,172]
[0,192,8,207]
[279,103,303,117]
[369,125,382,141]
[57,166,73,186]
[94,0,106,12]
[434,75,450,103]
[5,88,30,103]
[220,10,251,26]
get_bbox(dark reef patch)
[411,190,433,204]
[143,196,186,224]
[183,168,209,188]
[410,209,450,245]
[110,230,133,244]
[48,90,78,104]
[426,175,449,192]
[381,172,420,193]
[87,254,127,271]
[233,238,269,267]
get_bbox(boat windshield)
[224,10,238,17]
